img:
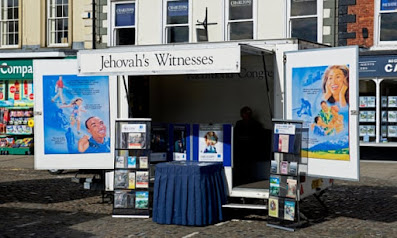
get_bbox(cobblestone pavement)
[0,156,396,238]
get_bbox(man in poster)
[78,116,110,153]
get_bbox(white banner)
[78,47,241,75]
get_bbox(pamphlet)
[115,156,125,168]
[127,156,136,168]
[269,175,280,196]
[136,171,149,188]
[270,160,278,174]
[128,172,136,189]
[284,200,296,221]
[135,191,149,209]
[286,178,297,198]
[289,162,298,176]
[278,134,289,153]
[114,170,128,188]
[139,156,148,169]
[128,132,146,149]
[114,191,128,208]
[268,197,279,218]
[280,161,289,175]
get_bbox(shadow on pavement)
[222,183,397,227]
[0,207,106,238]
[0,178,100,204]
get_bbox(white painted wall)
[257,0,286,39]
[137,0,163,44]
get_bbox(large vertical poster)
[285,46,359,181]
[198,124,223,162]
[43,75,110,154]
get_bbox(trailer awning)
[78,42,274,76]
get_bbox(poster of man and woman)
[291,65,350,161]
[43,74,110,154]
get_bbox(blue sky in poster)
[43,75,110,154]
[291,65,349,156]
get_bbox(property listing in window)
[113,1,136,45]
[165,0,189,43]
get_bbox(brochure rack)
[267,119,307,231]
[113,118,152,218]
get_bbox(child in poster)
[198,125,223,162]
[292,65,350,161]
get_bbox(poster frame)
[34,59,117,170]
[284,46,359,181]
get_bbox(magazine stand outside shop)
[267,119,307,231]
[113,118,152,218]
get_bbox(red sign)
[0,92,3,100]
[10,86,15,93]
[29,93,34,100]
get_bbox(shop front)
[359,52,397,147]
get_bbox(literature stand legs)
[267,119,308,231]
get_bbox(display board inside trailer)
[284,46,359,180]
[34,59,116,170]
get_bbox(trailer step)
[222,203,267,210]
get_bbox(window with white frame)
[377,0,397,44]
[164,0,189,43]
[112,1,136,46]
[227,0,254,40]
[47,0,69,46]
[288,0,322,43]
[0,0,18,47]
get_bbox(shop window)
[288,0,322,43]
[164,0,189,43]
[226,0,254,40]
[376,0,397,45]
[359,80,377,143]
[47,0,69,46]
[380,80,397,142]
[111,1,136,46]
[0,0,19,47]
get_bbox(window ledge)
[370,45,397,51]
[0,45,20,50]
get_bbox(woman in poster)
[322,65,349,107]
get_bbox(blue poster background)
[43,75,110,154]
[115,3,135,26]
[291,65,350,160]
[381,0,397,10]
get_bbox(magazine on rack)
[114,191,128,208]
[136,171,149,188]
[114,170,128,188]
[289,162,298,176]
[135,191,149,209]
[270,160,279,174]
[286,178,297,198]
[280,161,289,175]
[269,175,280,196]
[115,156,125,168]
[268,197,279,218]
[128,172,136,189]
[139,156,148,169]
[284,200,296,221]
[128,132,146,149]
[127,156,137,168]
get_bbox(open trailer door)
[284,46,360,182]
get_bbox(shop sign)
[0,60,33,79]
[78,46,241,75]
[115,3,135,27]
[359,55,397,78]
[381,0,397,10]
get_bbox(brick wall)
[346,0,374,47]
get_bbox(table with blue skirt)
[152,161,228,226]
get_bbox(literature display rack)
[267,119,307,231]
[113,118,152,218]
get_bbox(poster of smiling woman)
[285,46,359,181]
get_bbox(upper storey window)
[47,0,69,46]
[0,0,19,47]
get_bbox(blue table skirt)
[152,161,228,226]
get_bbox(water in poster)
[291,65,349,161]
[43,75,110,154]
